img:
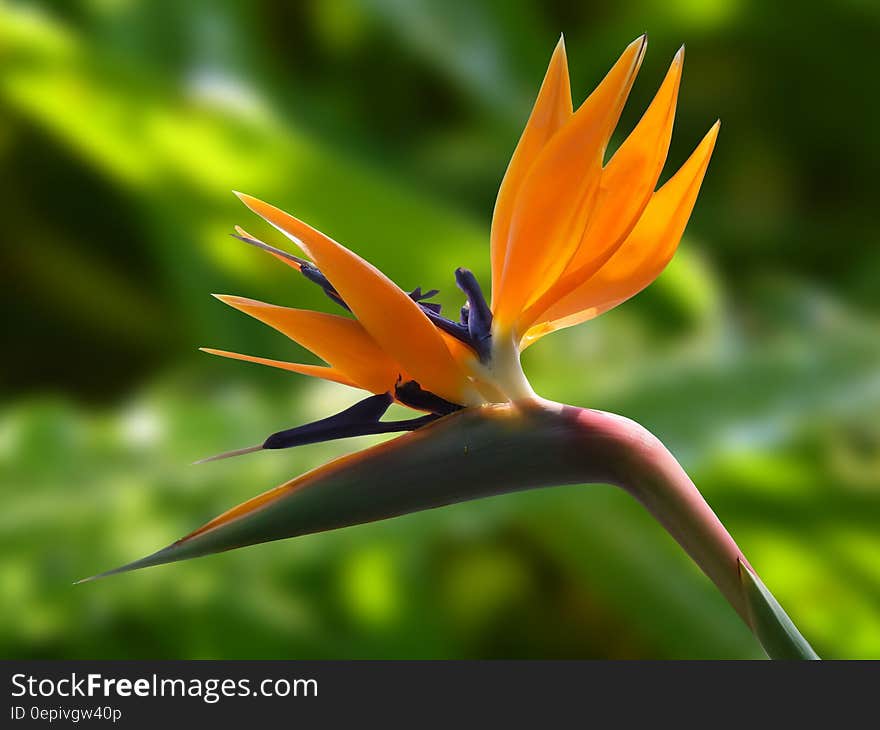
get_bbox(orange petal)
[200,348,360,389]
[490,35,572,305]
[437,329,477,370]
[522,121,720,347]
[213,294,401,394]
[234,193,474,404]
[520,46,684,332]
[492,35,647,332]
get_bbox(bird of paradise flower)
[84,36,817,659]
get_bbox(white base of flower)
[472,328,536,403]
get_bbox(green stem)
[538,400,817,657]
[567,404,753,623]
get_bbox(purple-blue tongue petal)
[194,393,440,464]
[262,393,438,450]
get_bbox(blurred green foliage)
[1,0,878,658]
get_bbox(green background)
[1,0,878,659]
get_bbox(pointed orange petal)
[200,348,360,389]
[213,294,401,394]
[522,121,720,347]
[492,35,647,332]
[520,46,684,332]
[234,193,474,404]
[490,35,572,304]
[437,329,477,370]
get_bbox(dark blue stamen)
[232,233,351,311]
[262,392,440,450]
[455,268,493,362]
[231,233,309,267]
[394,380,463,416]
[421,307,471,342]
[408,287,442,314]
[299,262,351,311]
[410,287,440,302]
[419,301,443,315]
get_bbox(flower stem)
[538,401,816,657]
[561,405,752,621]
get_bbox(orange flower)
[84,45,822,661]
[201,35,718,457]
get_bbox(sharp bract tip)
[193,444,264,465]
[230,232,308,268]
